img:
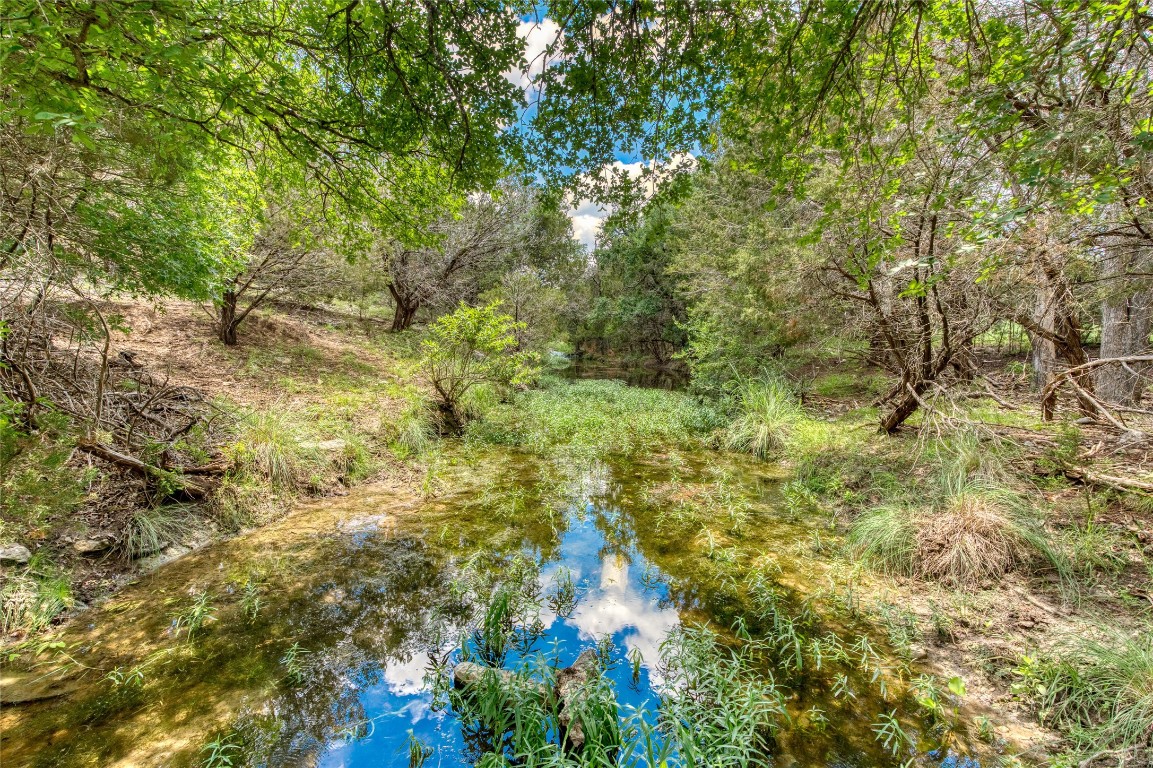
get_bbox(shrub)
[722,377,802,459]
[419,302,539,434]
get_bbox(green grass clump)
[388,394,437,456]
[468,378,721,457]
[120,506,199,558]
[1,554,74,634]
[848,472,1060,588]
[226,406,322,490]
[722,377,802,459]
[1020,629,1153,758]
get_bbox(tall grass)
[467,378,721,457]
[120,505,199,558]
[227,407,321,490]
[1023,629,1153,759]
[721,377,802,459]
[1,566,74,634]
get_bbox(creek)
[1,427,987,767]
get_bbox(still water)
[1,449,985,767]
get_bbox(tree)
[419,302,539,433]
[584,206,687,365]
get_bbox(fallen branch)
[1061,466,1153,494]
[76,441,213,498]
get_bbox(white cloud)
[565,154,698,252]
[505,18,563,92]
[568,198,608,252]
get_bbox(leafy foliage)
[420,302,539,433]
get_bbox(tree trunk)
[1095,244,1152,406]
[1028,277,1060,389]
[388,284,419,332]
[218,289,239,346]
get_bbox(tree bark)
[218,289,239,346]
[1095,243,1152,405]
[388,284,419,332]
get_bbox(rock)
[300,439,347,452]
[73,536,115,555]
[137,544,191,572]
[556,650,601,752]
[0,543,31,565]
[908,645,929,661]
[453,661,517,689]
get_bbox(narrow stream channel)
[2,441,987,767]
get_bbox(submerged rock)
[1,669,81,704]
[557,649,602,752]
[453,661,516,688]
[0,543,31,565]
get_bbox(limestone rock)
[73,536,115,555]
[0,543,31,565]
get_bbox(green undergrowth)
[1015,629,1153,765]
[465,377,723,459]
[213,401,379,530]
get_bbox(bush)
[419,302,539,434]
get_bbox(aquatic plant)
[467,378,721,457]
[280,641,311,686]
[546,567,579,618]
[406,730,434,768]
[659,623,786,767]
[872,711,915,757]
[200,734,243,768]
[171,590,216,641]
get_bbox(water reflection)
[2,454,986,768]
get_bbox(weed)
[225,405,320,490]
[170,591,216,640]
[1,554,74,634]
[120,505,197,559]
[1023,628,1153,757]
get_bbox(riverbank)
[0,300,429,646]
